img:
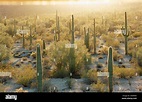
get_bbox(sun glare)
[64,0,111,5]
[0,0,112,5]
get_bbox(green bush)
[13,65,36,87]
[0,33,14,48]
[136,67,142,76]
[136,47,142,66]
[132,32,141,38]
[86,69,97,83]
[91,80,107,92]
[0,44,11,62]
[114,67,136,78]
[52,67,69,78]
[46,40,90,78]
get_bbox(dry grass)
[114,67,136,78]
[91,80,108,92]
[86,69,97,83]
[12,65,36,87]
[0,83,6,92]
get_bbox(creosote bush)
[0,83,6,92]
[82,69,97,84]
[12,65,36,87]
[91,80,107,92]
[46,40,90,78]
[113,66,136,78]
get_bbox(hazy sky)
[0,0,140,1]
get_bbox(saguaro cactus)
[86,28,90,50]
[71,15,74,44]
[29,25,32,50]
[13,19,16,36]
[22,26,25,49]
[121,12,130,55]
[108,46,113,92]
[69,15,75,75]
[84,27,90,51]
[54,29,57,42]
[56,11,60,41]
[93,18,96,54]
[84,27,86,45]
[36,44,43,92]
[4,16,7,26]
[42,40,46,56]
[35,14,39,32]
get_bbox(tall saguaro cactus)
[42,40,46,56]
[4,16,7,26]
[93,18,96,54]
[108,46,113,92]
[84,27,86,45]
[35,14,38,32]
[86,28,90,50]
[84,27,90,51]
[29,25,32,50]
[71,15,74,44]
[56,11,60,41]
[121,12,130,55]
[54,30,57,42]
[69,15,75,75]
[13,19,16,36]
[36,44,43,92]
[22,26,25,49]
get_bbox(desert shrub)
[0,33,14,48]
[101,46,108,55]
[52,67,69,78]
[132,32,141,38]
[136,67,142,76]
[0,64,14,83]
[91,80,107,92]
[85,69,97,84]
[45,34,54,42]
[30,52,36,59]
[136,47,142,66]
[46,39,90,78]
[113,67,136,78]
[106,38,120,49]
[12,65,36,87]
[0,44,11,62]
[43,58,53,78]
[0,83,5,92]
[96,25,107,35]
[113,50,119,61]
[5,26,15,37]
[101,34,108,42]
[117,34,125,43]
